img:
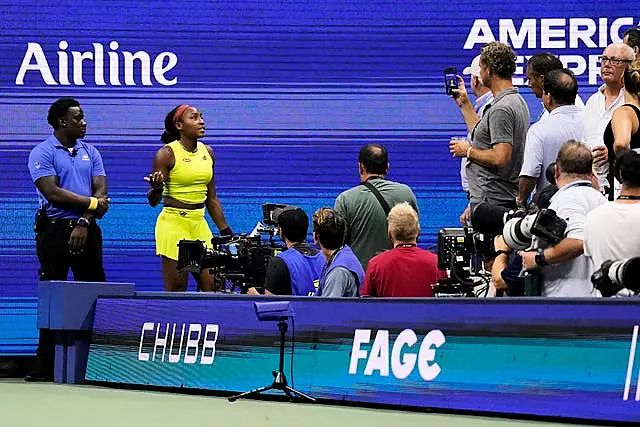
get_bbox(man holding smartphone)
[447,55,493,225]
[449,41,530,234]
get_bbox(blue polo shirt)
[28,135,106,219]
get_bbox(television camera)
[177,203,288,293]
[435,206,567,297]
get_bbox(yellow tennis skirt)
[155,207,213,261]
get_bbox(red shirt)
[361,246,446,297]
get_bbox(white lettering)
[152,323,169,362]
[168,323,186,363]
[123,50,152,86]
[390,329,418,379]
[183,323,202,364]
[561,55,587,77]
[569,18,597,48]
[611,17,634,43]
[153,52,178,86]
[93,43,106,85]
[364,330,389,376]
[108,41,121,85]
[349,329,371,374]
[599,18,609,47]
[57,41,70,85]
[137,322,155,361]
[541,18,566,49]
[499,19,536,49]
[72,50,93,85]
[349,329,446,381]
[589,54,602,85]
[417,329,446,381]
[623,325,638,401]
[200,324,219,365]
[464,19,495,49]
[15,40,178,86]
[15,43,57,85]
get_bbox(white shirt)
[582,84,626,189]
[520,105,584,192]
[539,94,585,121]
[584,201,640,270]
[540,180,607,297]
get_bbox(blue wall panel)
[1,1,639,352]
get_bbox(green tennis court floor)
[0,380,602,427]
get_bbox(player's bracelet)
[466,146,472,158]
[88,197,98,210]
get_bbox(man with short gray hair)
[583,43,635,195]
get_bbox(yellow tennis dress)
[155,141,213,260]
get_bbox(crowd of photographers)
[236,32,640,300]
[448,30,640,298]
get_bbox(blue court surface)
[0,380,601,427]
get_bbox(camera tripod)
[228,318,315,403]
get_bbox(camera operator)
[519,141,607,297]
[584,149,640,272]
[312,208,364,297]
[247,206,324,296]
[450,42,530,233]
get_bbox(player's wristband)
[466,146,472,158]
[88,197,98,210]
[219,227,233,236]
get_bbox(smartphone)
[444,67,458,95]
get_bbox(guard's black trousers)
[34,219,105,375]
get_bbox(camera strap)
[617,194,640,200]
[361,181,391,215]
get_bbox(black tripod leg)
[228,384,275,402]
[284,386,316,402]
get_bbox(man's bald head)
[600,43,635,85]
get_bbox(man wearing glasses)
[583,43,635,196]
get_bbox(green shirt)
[334,177,418,271]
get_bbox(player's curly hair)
[480,41,517,79]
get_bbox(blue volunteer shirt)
[277,247,325,296]
[28,135,106,219]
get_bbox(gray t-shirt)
[467,87,530,206]
[321,266,359,297]
[334,177,418,271]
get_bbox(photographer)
[312,208,364,297]
[519,141,606,297]
[584,149,640,271]
[248,206,324,296]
